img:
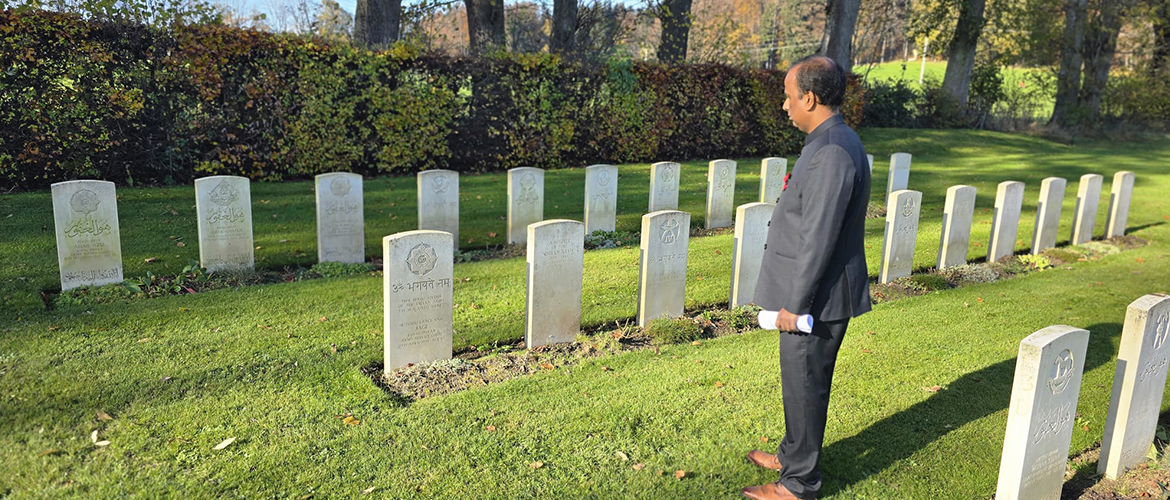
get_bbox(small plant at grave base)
[937,264,999,287]
[55,260,211,306]
[995,257,1035,277]
[308,261,376,278]
[1041,247,1085,266]
[644,317,702,346]
[909,273,951,292]
[1017,254,1053,272]
[865,202,887,219]
[726,305,761,330]
[1078,241,1122,259]
[584,230,639,250]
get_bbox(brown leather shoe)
[740,482,807,500]
[746,450,783,471]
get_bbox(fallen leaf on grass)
[529,461,544,469]
[213,437,236,450]
[632,463,645,470]
[714,250,721,255]
[486,425,496,432]
[90,430,99,443]
[47,326,59,332]
[695,276,704,281]
[96,410,113,421]
[860,349,872,354]
[923,386,942,393]
[257,324,272,330]
[137,338,151,343]
[1137,258,1146,263]
[175,242,186,247]
[362,486,377,494]
[318,317,328,322]
[714,381,724,388]
[615,451,629,461]
[94,440,110,447]
[487,232,498,238]
[160,376,172,382]
[279,239,289,243]
[976,297,984,303]
[343,416,360,426]
[601,366,612,371]
[144,257,158,263]
[539,363,555,370]
[38,448,60,457]
[691,340,702,346]
[675,470,686,479]
[759,436,769,443]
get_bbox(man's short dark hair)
[791,55,847,109]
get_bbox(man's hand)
[776,308,799,332]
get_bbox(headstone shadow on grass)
[816,322,1122,497]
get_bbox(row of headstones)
[50,156,792,291]
[995,294,1170,499]
[878,171,1136,284]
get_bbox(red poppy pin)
[782,173,792,192]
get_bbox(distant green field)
[858,60,1056,120]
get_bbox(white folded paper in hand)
[757,310,813,333]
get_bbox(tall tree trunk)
[1050,0,1088,128]
[466,0,506,55]
[940,0,988,108]
[1079,0,1125,119]
[551,0,578,55]
[354,0,401,48]
[818,0,860,71]
[656,0,693,64]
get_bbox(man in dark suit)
[741,56,872,500]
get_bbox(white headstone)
[866,154,874,173]
[584,164,618,234]
[1098,294,1170,479]
[705,159,737,229]
[995,325,1090,500]
[987,181,1025,263]
[315,172,364,264]
[51,180,123,290]
[759,157,787,204]
[383,230,454,372]
[648,162,680,212]
[1031,177,1067,255]
[637,210,690,326]
[936,185,976,270]
[730,203,773,307]
[1105,171,1135,238]
[879,190,922,284]
[1070,173,1103,245]
[525,220,585,348]
[507,167,544,245]
[886,153,911,199]
[195,176,254,272]
[417,170,460,244]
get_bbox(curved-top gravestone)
[730,202,772,307]
[417,170,460,244]
[637,210,690,326]
[988,181,1025,263]
[759,158,787,204]
[52,180,123,290]
[507,167,544,245]
[886,153,911,199]
[936,185,976,270]
[1071,173,1103,245]
[315,172,364,264]
[995,325,1090,500]
[383,230,454,372]
[648,162,680,212]
[1105,171,1135,238]
[705,159,737,229]
[584,164,618,234]
[1031,177,1067,255]
[525,220,585,348]
[1099,294,1170,479]
[195,176,254,272]
[879,190,922,284]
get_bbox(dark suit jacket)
[754,114,872,322]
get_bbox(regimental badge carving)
[661,165,675,184]
[329,177,351,197]
[1047,349,1075,396]
[407,243,438,276]
[209,180,240,207]
[901,197,916,218]
[431,174,450,195]
[717,166,731,189]
[598,170,611,187]
[63,189,111,237]
[517,173,540,204]
[660,217,681,245]
[1154,313,1169,350]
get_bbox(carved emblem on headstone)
[431,175,450,194]
[1047,349,1075,395]
[598,170,611,187]
[518,173,539,204]
[1154,313,1169,350]
[717,166,731,189]
[70,190,100,214]
[407,243,438,276]
[209,180,240,207]
[660,218,681,245]
[330,177,351,197]
[902,197,916,217]
[662,165,675,184]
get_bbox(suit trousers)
[775,317,849,499]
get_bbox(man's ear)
[802,91,818,112]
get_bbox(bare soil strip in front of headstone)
[1060,410,1170,500]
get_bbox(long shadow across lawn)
[818,322,1122,496]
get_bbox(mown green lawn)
[2,129,1169,498]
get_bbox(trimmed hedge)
[0,9,865,190]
